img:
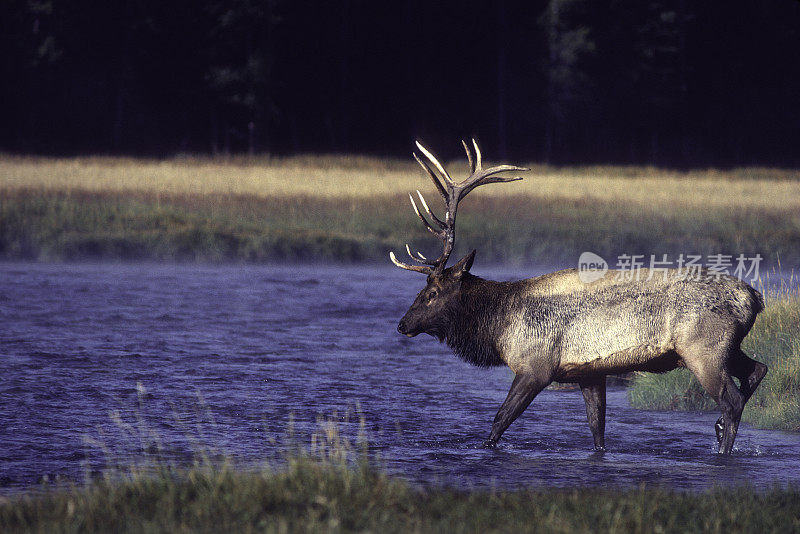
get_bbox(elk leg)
[715,350,767,442]
[718,374,746,455]
[692,367,744,455]
[682,352,742,455]
[579,376,607,450]
[730,350,768,402]
[483,372,549,448]
[715,350,767,444]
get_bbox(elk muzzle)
[397,318,416,337]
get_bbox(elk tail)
[747,285,765,315]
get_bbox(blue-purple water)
[1,262,798,494]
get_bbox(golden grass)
[2,155,799,212]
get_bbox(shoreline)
[1,459,799,532]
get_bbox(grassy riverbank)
[2,459,799,533]
[629,287,800,431]
[2,155,799,265]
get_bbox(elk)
[390,140,767,455]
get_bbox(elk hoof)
[714,417,725,444]
[482,439,498,449]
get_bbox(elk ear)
[450,249,476,278]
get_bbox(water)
[1,262,798,494]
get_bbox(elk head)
[391,140,528,338]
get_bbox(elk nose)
[397,318,415,337]
[397,320,407,334]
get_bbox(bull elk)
[391,140,767,455]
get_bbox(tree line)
[1,0,799,167]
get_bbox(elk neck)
[444,273,515,368]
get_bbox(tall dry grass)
[2,155,799,209]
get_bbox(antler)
[390,139,528,275]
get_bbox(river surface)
[1,262,798,494]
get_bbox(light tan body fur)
[495,268,761,383]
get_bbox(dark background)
[2,0,799,167]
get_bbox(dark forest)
[2,0,799,167]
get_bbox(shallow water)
[1,262,798,494]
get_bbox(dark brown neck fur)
[443,274,511,367]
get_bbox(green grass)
[628,287,800,431]
[0,190,399,262]
[2,456,800,533]
[2,188,800,265]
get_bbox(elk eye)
[428,290,437,300]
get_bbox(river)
[1,262,798,493]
